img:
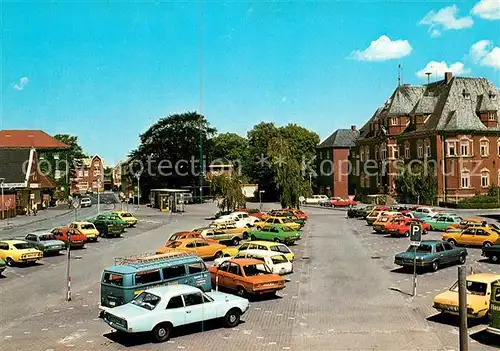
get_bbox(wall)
[332,148,349,198]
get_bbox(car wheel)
[242,232,249,239]
[250,235,256,241]
[274,238,281,243]
[448,239,457,246]
[232,238,240,246]
[483,242,493,248]
[236,286,246,298]
[6,257,14,266]
[491,255,498,263]
[256,226,261,230]
[404,231,410,237]
[152,322,172,343]
[459,253,466,264]
[423,229,428,234]
[224,308,241,328]
[431,260,439,272]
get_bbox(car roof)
[419,240,444,245]
[28,231,52,236]
[0,239,26,244]
[147,284,201,296]
[71,221,92,224]
[242,240,285,247]
[228,258,265,265]
[236,249,283,257]
[466,273,500,283]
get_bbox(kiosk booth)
[149,189,191,213]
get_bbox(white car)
[303,195,328,204]
[214,249,293,275]
[80,197,92,208]
[213,213,255,228]
[102,284,249,343]
[231,212,259,226]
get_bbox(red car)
[51,227,87,248]
[386,218,430,237]
[329,198,358,207]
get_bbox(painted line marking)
[24,331,31,334]
[269,342,277,345]
[4,335,12,338]
[82,304,88,307]
[42,328,49,331]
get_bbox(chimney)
[445,72,453,84]
[351,125,356,131]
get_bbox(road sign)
[348,195,355,201]
[72,200,80,209]
[410,223,422,246]
[299,196,305,203]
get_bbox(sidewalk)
[0,206,72,230]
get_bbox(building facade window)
[460,170,470,189]
[447,141,457,156]
[380,143,387,160]
[497,138,500,156]
[424,139,431,157]
[460,140,470,156]
[480,138,489,157]
[481,170,490,188]
[390,145,399,159]
[360,148,365,162]
[417,140,423,158]
[84,170,89,177]
[374,145,379,160]
[488,112,495,121]
[78,170,83,177]
[389,117,398,125]
[404,142,410,159]
[365,146,370,160]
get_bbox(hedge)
[455,202,500,209]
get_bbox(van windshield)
[102,272,123,286]
[131,292,161,310]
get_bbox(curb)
[0,209,73,231]
[302,204,348,212]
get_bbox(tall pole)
[198,0,204,205]
[458,266,468,351]
[1,178,5,221]
[199,124,203,203]
[412,245,417,297]
[97,180,101,215]
[137,175,140,209]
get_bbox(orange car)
[446,218,484,232]
[156,238,227,259]
[287,209,308,221]
[209,258,285,297]
[165,231,218,245]
[373,213,403,233]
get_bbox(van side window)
[102,272,123,286]
[166,295,184,309]
[188,262,206,274]
[135,270,161,285]
[162,265,186,280]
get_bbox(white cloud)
[471,0,500,20]
[416,61,470,79]
[481,47,500,69]
[350,35,412,61]
[419,5,474,37]
[13,76,29,91]
[470,40,493,62]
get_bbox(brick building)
[352,72,499,203]
[70,155,104,195]
[316,126,359,198]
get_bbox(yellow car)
[69,221,99,242]
[221,240,295,262]
[433,273,500,318]
[0,240,43,266]
[111,211,137,227]
[156,238,227,259]
[253,217,301,231]
[442,226,500,248]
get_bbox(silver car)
[24,231,65,254]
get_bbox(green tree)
[210,133,249,174]
[268,137,310,208]
[394,162,437,205]
[129,112,217,195]
[209,174,247,212]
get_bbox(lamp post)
[0,178,5,221]
[97,179,101,215]
[259,190,265,211]
[136,173,141,209]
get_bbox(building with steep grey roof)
[351,72,499,203]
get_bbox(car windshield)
[131,292,161,310]
[271,245,291,254]
[81,224,95,230]
[379,217,389,222]
[243,264,271,276]
[282,218,293,223]
[271,255,288,264]
[281,226,293,232]
[166,241,182,248]
[14,243,31,250]
[102,272,123,286]
[450,281,488,296]
[406,244,432,253]
[39,234,56,241]
[120,213,132,217]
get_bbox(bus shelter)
[149,189,190,213]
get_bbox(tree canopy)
[211,132,249,173]
[394,163,437,205]
[209,174,247,212]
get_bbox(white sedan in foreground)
[214,249,293,275]
[102,284,249,342]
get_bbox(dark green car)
[249,224,301,245]
[348,205,375,219]
[88,214,126,238]
[394,240,467,272]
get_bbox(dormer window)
[389,117,398,126]
[462,89,470,100]
[488,112,496,121]
[489,91,497,100]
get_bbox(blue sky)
[2,0,499,165]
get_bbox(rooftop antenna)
[425,72,432,85]
[397,64,401,87]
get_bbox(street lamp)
[259,190,265,210]
[0,178,5,221]
[136,173,141,209]
[97,179,101,215]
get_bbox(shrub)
[456,202,500,209]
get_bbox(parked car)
[482,245,500,262]
[265,210,306,226]
[446,218,484,232]
[253,217,301,231]
[214,249,293,275]
[88,214,127,235]
[387,218,430,237]
[348,205,375,218]
[167,231,217,245]
[302,195,328,204]
[0,258,6,275]
[372,213,403,233]
[487,281,500,335]
[433,273,500,318]
[442,226,500,248]
[69,222,100,242]
[51,227,87,248]
[209,258,285,297]
[411,207,438,219]
[102,284,249,342]
[156,238,227,259]
[206,223,250,240]
[327,198,358,208]
[111,211,137,227]
[286,209,308,221]
[231,211,259,227]
[23,231,65,254]
[0,240,43,266]
[193,227,247,246]
[394,240,467,271]
[80,197,92,208]
[221,240,295,262]
[423,215,462,231]
[249,224,301,245]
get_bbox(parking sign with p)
[410,223,422,246]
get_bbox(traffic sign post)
[67,200,80,302]
[410,223,422,297]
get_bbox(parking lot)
[1,204,499,350]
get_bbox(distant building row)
[317,72,500,203]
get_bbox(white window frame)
[488,112,495,121]
[424,139,431,157]
[460,170,470,189]
[497,138,500,156]
[404,142,410,159]
[365,146,370,160]
[389,117,398,126]
[380,143,387,160]
[417,140,423,158]
[77,170,83,178]
[481,170,490,188]
[374,145,379,160]
[447,141,457,157]
[460,140,470,157]
[480,138,489,157]
[360,148,365,162]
